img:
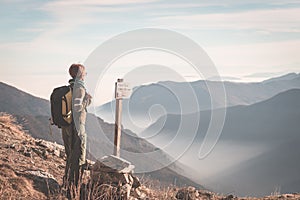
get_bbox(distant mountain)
[0,81,201,188]
[244,72,286,78]
[0,82,50,116]
[207,76,241,81]
[0,82,60,143]
[262,72,300,83]
[14,114,63,144]
[141,89,300,196]
[96,73,300,133]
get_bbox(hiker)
[62,63,92,189]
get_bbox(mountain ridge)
[96,73,300,133]
[141,88,300,196]
[0,82,50,116]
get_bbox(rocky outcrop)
[0,113,65,199]
[91,155,141,199]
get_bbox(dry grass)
[0,112,14,124]
[0,112,24,138]
[0,164,44,199]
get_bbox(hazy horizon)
[2,71,299,107]
[1,0,300,105]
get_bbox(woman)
[62,63,92,191]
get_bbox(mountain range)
[141,89,300,196]
[96,73,300,133]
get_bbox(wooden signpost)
[113,78,132,157]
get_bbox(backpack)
[50,85,73,128]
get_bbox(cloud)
[152,7,300,33]
[45,0,161,6]
[205,40,300,76]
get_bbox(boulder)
[91,155,141,199]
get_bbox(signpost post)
[113,78,131,157]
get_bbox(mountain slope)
[211,139,300,197]
[0,82,61,144]
[141,89,300,196]
[0,82,50,116]
[0,114,64,199]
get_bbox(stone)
[35,140,48,148]
[92,155,139,199]
[32,148,43,157]
[24,151,32,158]
[226,194,234,200]
[22,170,59,195]
[59,150,66,158]
[98,155,135,173]
[176,187,201,200]
[42,149,49,159]
[53,149,60,157]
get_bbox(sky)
[1,0,300,105]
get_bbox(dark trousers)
[62,123,86,186]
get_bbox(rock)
[31,147,48,159]
[227,194,234,199]
[23,170,56,180]
[92,155,139,199]
[1,157,9,162]
[22,170,59,196]
[32,148,43,157]
[176,187,200,200]
[53,149,60,157]
[59,150,66,159]
[35,140,65,157]
[24,151,32,158]
[35,140,48,148]
[97,155,135,173]
[42,149,48,159]
[200,191,213,199]
[18,146,26,153]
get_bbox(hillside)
[0,82,50,116]
[1,113,300,200]
[0,113,65,199]
[141,89,300,196]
